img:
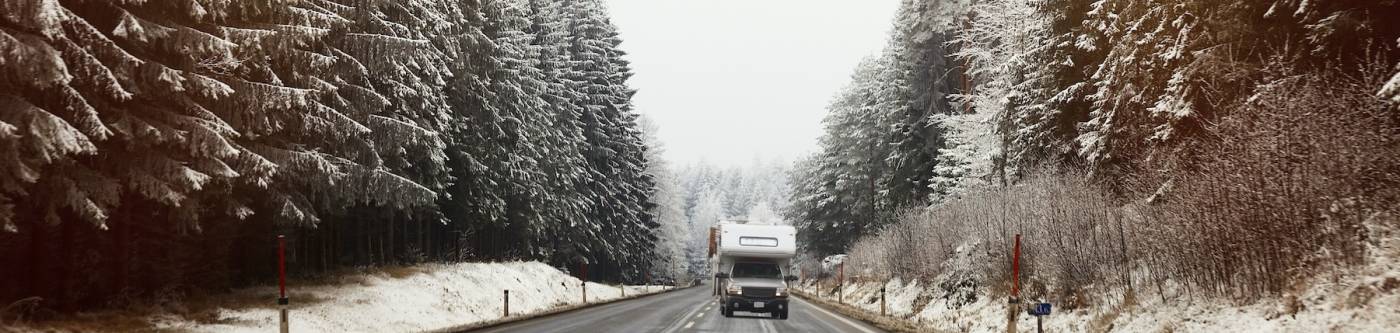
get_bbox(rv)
[709,222,798,319]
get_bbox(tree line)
[791,0,1400,300]
[0,0,657,311]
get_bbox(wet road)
[466,284,883,333]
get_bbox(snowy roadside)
[5,261,673,333]
[797,223,1400,333]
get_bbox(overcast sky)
[604,0,901,167]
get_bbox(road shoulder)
[435,284,697,333]
[791,289,925,333]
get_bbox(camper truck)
[709,222,798,319]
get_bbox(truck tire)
[780,309,789,320]
[722,307,733,317]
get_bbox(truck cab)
[710,223,797,319]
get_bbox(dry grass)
[383,265,429,279]
[1086,289,1138,332]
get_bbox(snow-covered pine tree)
[431,0,516,259]
[786,154,848,256]
[0,0,340,231]
[947,0,1041,187]
[561,0,618,271]
[1075,0,1205,173]
[337,0,458,208]
[1004,0,1101,170]
[558,0,656,280]
[640,117,689,281]
[1077,0,1398,177]
[480,0,544,258]
[1,0,663,306]
[1385,49,1400,103]
[880,0,971,207]
[0,0,118,231]
[787,58,896,255]
[215,0,443,229]
[520,0,599,269]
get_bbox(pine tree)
[787,58,895,255]
[881,0,972,207]
[1,0,664,306]
[479,0,554,258]
[1006,0,1101,170]
[640,117,688,280]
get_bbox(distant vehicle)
[821,254,847,270]
[654,277,676,286]
[709,222,798,319]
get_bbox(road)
[466,285,884,333]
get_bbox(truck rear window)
[739,236,779,247]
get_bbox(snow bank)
[801,221,1400,332]
[151,261,664,333]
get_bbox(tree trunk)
[426,219,434,262]
[388,214,395,264]
[114,202,130,295]
[321,224,330,271]
[27,216,43,301]
[57,219,75,310]
[358,213,367,265]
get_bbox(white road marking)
[659,292,713,333]
[758,316,777,333]
[684,321,695,329]
[795,297,880,333]
[696,312,704,318]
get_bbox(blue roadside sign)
[1029,303,1052,316]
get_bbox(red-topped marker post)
[1007,234,1022,333]
[278,235,290,333]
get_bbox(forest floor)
[2,261,667,333]
[800,222,1400,332]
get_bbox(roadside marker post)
[1007,234,1023,333]
[580,263,589,304]
[1012,234,1022,301]
[880,286,887,316]
[837,263,844,304]
[277,235,290,333]
[503,290,510,317]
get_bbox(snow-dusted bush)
[847,170,1131,308]
[1133,62,1400,300]
[844,61,1400,307]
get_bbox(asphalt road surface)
[467,285,884,333]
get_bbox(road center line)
[659,290,712,333]
[684,321,695,329]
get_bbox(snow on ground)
[144,261,665,333]
[802,220,1400,332]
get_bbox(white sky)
[605,0,901,167]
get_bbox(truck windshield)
[731,262,782,279]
